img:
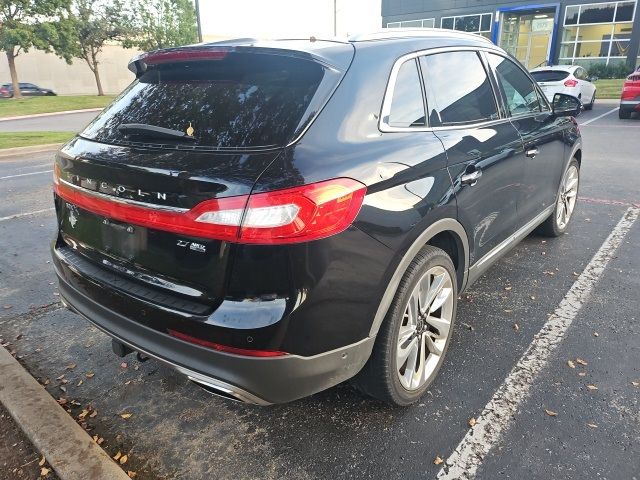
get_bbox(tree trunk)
[92,66,104,96]
[6,51,22,99]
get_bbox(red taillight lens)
[168,329,287,357]
[564,79,578,87]
[143,49,228,66]
[53,167,366,244]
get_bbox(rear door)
[54,49,344,305]
[486,53,566,224]
[420,50,524,264]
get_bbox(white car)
[530,65,597,110]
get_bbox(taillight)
[142,49,229,66]
[53,167,366,244]
[564,79,578,87]
[168,329,287,357]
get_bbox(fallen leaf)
[39,456,46,467]
[513,323,519,332]
[127,471,137,478]
[78,410,89,419]
[85,372,95,378]
[59,386,67,392]
[119,455,128,465]
[576,358,588,366]
[124,380,132,385]
[567,360,575,368]
[504,309,513,313]
[113,451,122,461]
[632,381,639,387]
[56,398,67,405]
[578,372,587,377]
[573,272,579,276]
[545,409,558,417]
[40,467,51,477]
[593,332,599,337]
[530,295,536,300]
[56,374,65,380]
[2,305,12,309]
[77,380,83,387]
[65,363,76,370]
[586,385,598,391]
[434,455,444,465]
[504,286,512,291]
[97,437,104,445]
[468,417,477,427]
[120,412,132,419]
[120,362,128,368]
[587,423,598,428]
[89,410,97,418]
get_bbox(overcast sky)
[199,0,382,40]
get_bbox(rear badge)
[176,239,206,253]
[186,122,195,138]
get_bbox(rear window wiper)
[117,123,196,142]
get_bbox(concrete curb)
[0,108,103,122]
[0,346,131,480]
[0,143,63,159]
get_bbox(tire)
[619,109,631,119]
[353,245,457,405]
[538,158,580,237]
[585,92,595,110]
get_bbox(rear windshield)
[530,70,570,82]
[81,53,328,150]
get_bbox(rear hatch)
[622,71,640,101]
[531,69,571,97]
[54,43,350,311]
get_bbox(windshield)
[81,52,328,150]
[530,70,571,82]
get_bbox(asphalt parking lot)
[1,101,639,480]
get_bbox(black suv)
[52,31,582,406]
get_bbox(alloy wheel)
[556,165,579,230]
[396,266,454,391]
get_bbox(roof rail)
[349,28,493,44]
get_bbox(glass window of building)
[386,18,435,28]
[560,1,636,67]
[440,13,493,39]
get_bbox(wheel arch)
[368,218,469,338]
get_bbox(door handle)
[460,168,482,186]
[526,147,539,158]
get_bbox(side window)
[487,53,541,116]
[577,68,587,80]
[419,51,499,127]
[387,59,426,128]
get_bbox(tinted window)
[530,70,571,82]
[615,1,635,21]
[488,54,541,116]
[565,6,580,24]
[420,51,499,127]
[81,53,326,149]
[388,60,425,128]
[579,3,615,23]
[441,17,454,29]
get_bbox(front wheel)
[538,158,580,237]
[353,245,457,405]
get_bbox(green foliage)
[0,0,71,56]
[125,0,198,52]
[581,62,633,79]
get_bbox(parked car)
[0,82,56,98]
[619,67,640,119]
[530,65,596,110]
[51,31,583,406]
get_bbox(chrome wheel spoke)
[397,265,454,391]
[425,314,450,339]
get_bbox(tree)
[126,0,198,52]
[53,0,129,96]
[0,0,70,99]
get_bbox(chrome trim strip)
[379,46,506,134]
[59,178,190,213]
[369,218,469,336]
[620,100,640,105]
[466,205,554,287]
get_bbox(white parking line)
[0,169,52,180]
[437,206,640,480]
[0,207,55,222]
[579,106,619,126]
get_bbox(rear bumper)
[620,99,640,113]
[55,266,375,404]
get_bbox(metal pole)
[195,0,203,43]
[334,0,337,36]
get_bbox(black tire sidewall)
[384,247,458,405]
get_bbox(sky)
[199,0,382,40]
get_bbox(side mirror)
[552,93,582,118]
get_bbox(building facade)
[382,0,640,70]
